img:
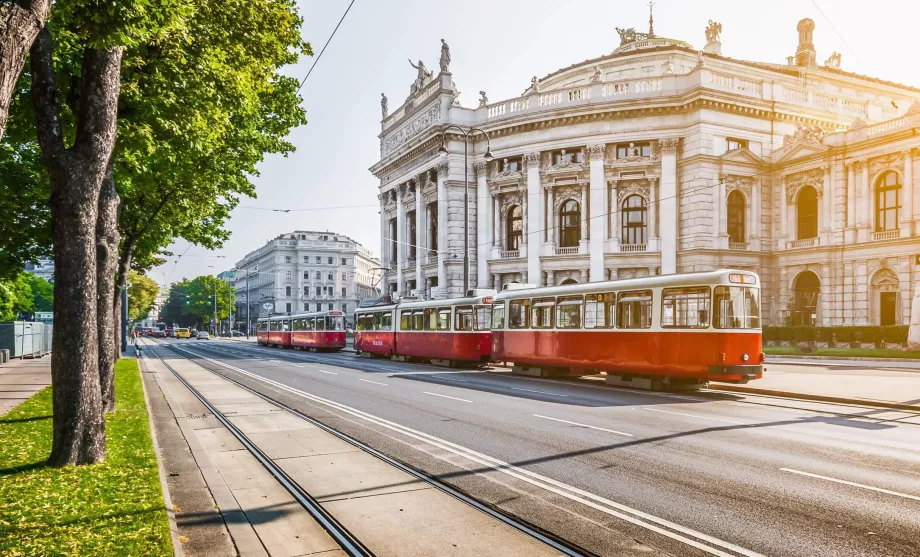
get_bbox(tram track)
[147,340,591,557]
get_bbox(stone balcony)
[872,229,900,241]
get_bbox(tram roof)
[354,293,495,312]
[262,311,344,321]
[494,269,759,301]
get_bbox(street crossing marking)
[533,414,632,437]
[780,468,920,501]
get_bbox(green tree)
[126,271,159,322]
[25,274,53,311]
[185,276,235,324]
[0,281,17,321]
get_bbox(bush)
[792,325,817,342]
[834,327,856,343]
[761,325,908,345]
[854,326,879,343]
[880,325,909,344]
[815,327,835,342]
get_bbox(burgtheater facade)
[370,17,920,327]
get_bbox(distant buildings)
[216,270,236,283]
[23,257,54,284]
[232,231,381,330]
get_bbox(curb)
[710,384,920,412]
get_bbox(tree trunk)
[96,166,120,413]
[31,28,124,466]
[0,0,50,142]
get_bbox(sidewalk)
[0,356,51,416]
[710,364,920,411]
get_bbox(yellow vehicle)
[177,328,191,339]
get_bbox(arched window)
[560,278,578,285]
[506,205,522,250]
[621,195,647,245]
[792,271,820,326]
[559,200,581,247]
[875,171,901,232]
[727,190,745,244]
[796,187,818,240]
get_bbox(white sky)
[153,0,920,286]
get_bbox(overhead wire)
[296,0,356,94]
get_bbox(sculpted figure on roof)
[705,20,722,43]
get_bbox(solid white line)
[422,392,472,403]
[437,376,468,383]
[780,468,920,501]
[533,414,632,437]
[169,345,763,557]
[641,407,746,425]
[510,387,568,397]
[358,378,388,386]
[317,369,338,375]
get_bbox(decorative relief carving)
[782,122,825,148]
[723,174,755,198]
[552,185,583,212]
[547,149,585,172]
[523,152,541,171]
[824,51,841,69]
[493,158,524,181]
[616,179,651,204]
[436,161,449,177]
[785,168,824,203]
[383,103,441,156]
[869,152,904,177]
[659,138,679,153]
[588,144,606,161]
[473,161,489,177]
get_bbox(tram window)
[585,293,615,328]
[617,290,653,329]
[424,308,438,330]
[474,306,492,331]
[508,300,529,329]
[269,320,278,332]
[437,308,451,331]
[305,317,314,331]
[492,302,506,330]
[328,316,344,331]
[399,311,411,331]
[456,306,474,331]
[412,311,425,331]
[661,287,711,328]
[356,314,371,331]
[556,296,583,329]
[531,298,555,329]
[292,318,301,331]
[315,317,326,331]
[713,286,761,329]
[380,312,393,331]
[282,320,291,332]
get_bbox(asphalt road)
[150,338,920,557]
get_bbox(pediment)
[720,147,765,166]
[774,141,829,164]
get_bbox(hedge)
[762,325,909,344]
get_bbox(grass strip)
[0,358,172,556]
[765,346,920,359]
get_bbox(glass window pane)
[616,290,652,329]
[491,303,505,329]
[661,287,711,328]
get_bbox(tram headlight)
[741,353,749,362]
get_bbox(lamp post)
[438,126,493,294]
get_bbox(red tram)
[256,311,347,351]
[491,269,763,388]
[354,292,494,366]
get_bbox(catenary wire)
[296,0,356,94]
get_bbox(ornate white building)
[232,231,380,330]
[370,17,920,326]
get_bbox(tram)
[256,311,347,351]
[354,291,494,366]
[491,269,763,388]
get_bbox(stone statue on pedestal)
[703,20,722,55]
[439,39,451,73]
[408,59,433,94]
[478,91,488,107]
[381,93,388,118]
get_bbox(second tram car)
[491,270,763,388]
[355,292,494,366]
[256,311,347,351]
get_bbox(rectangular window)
[616,142,652,159]
[327,272,333,281]
[285,303,292,314]
[328,257,333,264]
[303,286,309,297]
[531,298,554,329]
[492,302,505,330]
[500,156,523,172]
[303,272,308,280]
[305,317,314,331]
[341,258,347,265]
[661,287,711,329]
[421,307,436,330]
[328,303,334,311]
[508,299,529,329]
[341,304,347,314]
[400,311,410,330]
[285,286,292,296]
[341,287,347,297]
[617,290,653,329]
[303,303,308,311]
[314,271,320,280]
[437,308,451,331]
[285,256,291,263]
[428,203,438,252]
[714,286,761,329]
[556,296,583,329]
[726,137,748,151]
[315,317,325,331]
[357,314,372,331]
[315,287,321,296]
[281,319,291,332]
[303,256,309,264]
[474,306,491,331]
[292,318,301,332]
[380,312,392,331]
[286,270,292,279]
[315,256,321,264]
[455,306,473,331]
[585,293,616,328]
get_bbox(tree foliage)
[0,273,53,319]
[126,270,158,321]
[160,275,234,327]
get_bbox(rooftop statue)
[705,20,722,43]
[590,66,603,84]
[408,59,433,94]
[824,51,841,69]
[381,92,388,118]
[440,39,451,73]
[478,91,489,108]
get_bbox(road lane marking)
[317,369,338,375]
[780,468,920,501]
[423,392,472,403]
[167,345,764,557]
[533,414,632,437]
[290,364,305,368]
[641,407,746,425]
[510,387,568,397]
[359,379,388,386]
[437,376,468,383]
[268,359,283,363]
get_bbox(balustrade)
[554,246,579,256]
[787,238,818,249]
[728,242,749,251]
[872,229,900,241]
[500,250,520,259]
[619,244,647,252]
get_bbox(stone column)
[902,149,914,236]
[659,138,679,274]
[579,182,589,254]
[648,177,658,250]
[821,165,832,242]
[436,162,449,294]
[716,176,727,248]
[779,177,788,247]
[545,188,554,248]
[588,144,606,281]
[525,152,542,283]
[492,195,501,249]
[545,270,554,287]
[492,273,501,290]
[475,161,491,290]
[379,193,388,269]
[610,180,620,250]
[846,162,856,242]
[751,180,761,251]
[396,183,406,296]
[415,178,425,294]
[858,159,870,242]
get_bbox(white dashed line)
[780,468,920,501]
[358,378,388,386]
[423,392,472,403]
[533,414,633,437]
[317,369,338,375]
[510,387,568,397]
[641,407,746,425]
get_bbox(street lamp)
[438,125,493,294]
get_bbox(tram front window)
[327,316,345,331]
[713,286,761,329]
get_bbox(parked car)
[230,330,244,337]
[177,328,190,339]
[189,329,199,338]
[197,331,210,340]
[167,329,177,338]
